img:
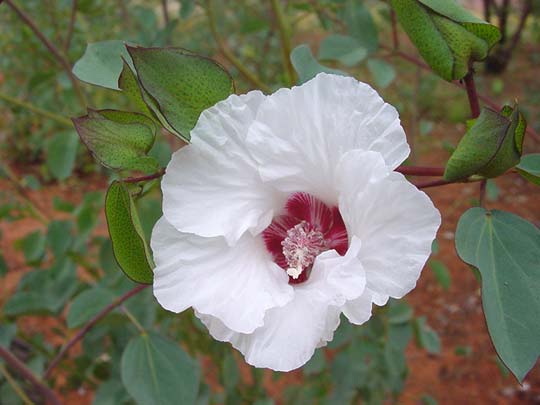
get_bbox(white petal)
[342,289,374,325]
[246,73,409,205]
[161,91,283,245]
[197,239,366,371]
[336,150,441,300]
[151,217,293,334]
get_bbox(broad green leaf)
[46,131,78,181]
[93,379,132,405]
[222,353,240,392]
[414,317,441,354]
[391,0,500,81]
[127,46,234,141]
[455,208,540,381]
[118,61,154,117]
[73,40,135,90]
[47,220,73,258]
[429,260,451,290]
[444,105,526,181]
[0,253,7,277]
[387,300,413,324]
[367,58,396,88]
[318,34,367,67]
[105,181,153,284]
[180,0,195,19]
[516,154,540,185]
[121,333,200,405]
[0,324,17,348]
[290,44,347,84]
[302,349,326,375]
[73,109,159,173]
[67,287,116,328]
[341,0,379,53]
[20,231,46,265]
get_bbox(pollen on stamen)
[281,221,327,280]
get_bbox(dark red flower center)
[262,192,349,284]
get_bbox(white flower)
[151,73,441,372]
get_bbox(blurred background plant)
[1,1,540,404]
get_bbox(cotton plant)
[2,0,540,404]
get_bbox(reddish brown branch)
[415,178,454,189]
[44,284,149,378]
[123,169,165,183]
[391,8,399,50]
[0,346,62,405]
[464,69,481,118]
[396,166,445,177]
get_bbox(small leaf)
[444,105,526,181]
[127,46,234,141]
[387,300,413,324]
[222,353,240,392]
[414,317,441,354]
[73,40,135,90]
[367,58,396,88]
[318,34,367,67]
[516,154,540,185]
[429,260,451,290]
[73,109,159,173]
[290,44,347,84]
[105,181,154,284]
[20,231,46,265]
[118,60,154,117]
[67,287,116,328]
[0,253,7,277]
[180,0,195,19]
[341,0,379,53]
[121,333,200,405]
[47,220,74,257]
[391,0,500,81]
[455,208,540,382]
[46,131,79,181]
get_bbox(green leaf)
[67,287,116,328]
[444,105,526,181]
[0,253,7,277]
[73,109,159,173]
[367,58,396,88]
[180,0,195,19]
[46,131,79,181]
[93,379,132,405]
[20,231,46,265]
[118,61,154,118]
[414,317,441,354]
[0,324,17,348]
[47,220,74,258]
[126,46,234,141]
[302,349,326,375]
[105,181,154,284]
[318,34,367,67]
[290,44,347,84]
[391,0,500,81]
[121,333,200,405]
[455,208,540,382]
[387,300,413,324]
[429,260,451,290]
[341,0,379,53]
[516,154,540,185]
[222,353,240,392]
[73,40,135,90]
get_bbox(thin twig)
[508,0,533,51]
[123,169,165,183]
[161,0,169,25]
[0,162,50,224]
[270,0,296,86]
[44,284,149,378]
[479,179,487,206]
[395,166,445,176]
[0,92,73,127]
[4,0,86,109]
[63,0,77,53]
[0,347,61,405]
[205,0,271,93]
[463,69,481,118]
[0,364,34,405]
